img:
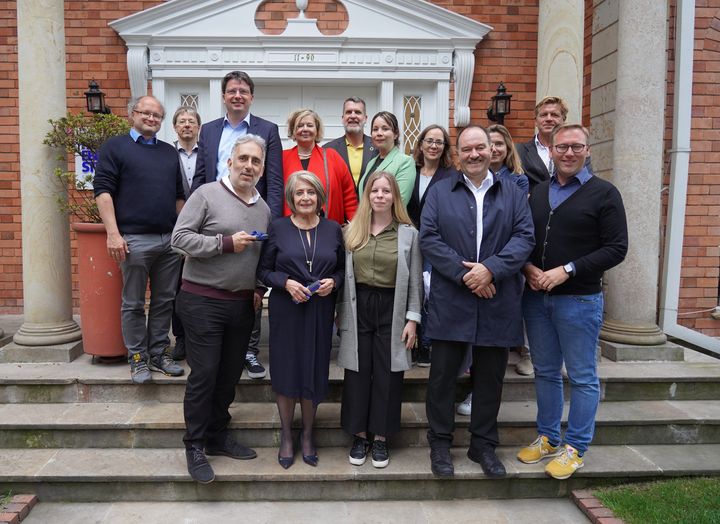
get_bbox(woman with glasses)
[358,111,416,205]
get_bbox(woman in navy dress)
[257,171,345,469]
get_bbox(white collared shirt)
[463,171,494,261]
[221,175,260,204]
[534,134,553,173]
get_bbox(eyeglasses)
[176,118,198,126]
[133,110,164,121]
[554,143,587,154]
[423,138,445,147]
[225,89,252,97]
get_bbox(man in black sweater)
[94,95,186,384]
[517,124,628,480]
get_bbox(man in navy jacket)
[420,125,534,478]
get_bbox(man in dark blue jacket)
[420,125,534,478]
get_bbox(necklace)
[298,148,313,159]
[297,223,318,273]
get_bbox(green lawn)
[594,477,720,524]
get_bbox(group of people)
[92,70,628,485]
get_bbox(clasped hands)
[285,278,335,303]
[524,263,569,292]
[462,261,495,299]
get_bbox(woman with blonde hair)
[337,171,423,469]
[487,124,529,194]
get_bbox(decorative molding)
[127,46,148,99]
[381,80,394,111]
[453,48,475,127]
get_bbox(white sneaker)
[515,351,534,376]
[456,393,472,416]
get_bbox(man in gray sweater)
[172,134,271,484]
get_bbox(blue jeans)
[522,289,603,454]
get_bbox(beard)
[344,123,363,134]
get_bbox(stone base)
[600,340,685,362]
[0,341,83,363]
[0,332,12,349]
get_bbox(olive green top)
[353,221,398,288]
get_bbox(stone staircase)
[0,342,719,502]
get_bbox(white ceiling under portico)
[110,0,492,126]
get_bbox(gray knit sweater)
[172,181,271,292]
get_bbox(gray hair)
[127,96,166,120]
[231,134,267,161]
[285,171,326,215]
[172,106,202,126]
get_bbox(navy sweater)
[527,176,628,295]
[94,135,184,234]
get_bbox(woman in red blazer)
[283,109,358,224]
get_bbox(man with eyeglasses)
[94,95,186,384]
[517,96,592,191]
[324,97,377,191]
[518,123,627,480]
[170,106,202,361]
[191,70,283,380]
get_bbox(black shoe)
[129,354,152,384]
[430,447,454,477]
[468,446,507,478]
[371,439,389,468]
[278,451,294,470]
[300,434,318,467]
[172,336,186,361]
[348,436,370,466]
[417,344,431,367]
[186,447,215,484]
[244,352,267,379]
[205,434,257,460]
[148,353,184,377]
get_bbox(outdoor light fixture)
[487,82,512,125]
[84,80,110,114]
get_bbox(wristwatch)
[563,263,574,277]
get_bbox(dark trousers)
[177,290,254,449]
[171,259,185,340]
[426,341,508,450]
[341,285,404,438]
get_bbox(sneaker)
[148,353,184,377]
[371,439,389,468]
[417,344,431,367]
[516,348,533,376]
[185,447,215,484]
[517,435,561,464]
[545,445,584,480]
[349,436,370,466]
[129,354,152,384]
[457,393,472,416]
[245,352,266,379]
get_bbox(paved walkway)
[25,500,589,523]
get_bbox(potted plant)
[45,113,130,359]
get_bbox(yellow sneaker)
[545,445,584,480]
[516,435,561,464]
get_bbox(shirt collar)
[534,134,550,150]
[223,113,251,130]
[130,128,157,144]
[221,175,260,204]
[462,170,494,191]
[175,141,198,153]
[344,136,364,149]
[550,166,592,186]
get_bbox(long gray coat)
[337,223,423,372]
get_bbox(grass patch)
[594,477,720,524]
[0,490,12,508]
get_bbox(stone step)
[1,400,718,448]
[1,444,718,502]
[2,355,720,404]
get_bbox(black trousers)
[177,290,254,449]
[341,285,404,438]
[426,340,508,450]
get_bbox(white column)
[13,0,81,349]
[600,0,667,347]
[537,0,584,121]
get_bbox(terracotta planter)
[72,223,126,358]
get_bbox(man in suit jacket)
[324,97,377,191]
[517,96,592,191]
[190,71,283,218]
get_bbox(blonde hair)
[344,171,412,252]
[285,171,326,215]
[534,96,569,120]
[487,124,524,175]
[286,108,324,142]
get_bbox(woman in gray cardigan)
[337,171,423,468]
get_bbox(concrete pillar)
[599,0,676,359]
[5,0,83,361]
[536,0,584,122]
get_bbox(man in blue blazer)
[190,71,283,380]
[517,96,591,191]
[190,71,283,218]
[323,97,377,192]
